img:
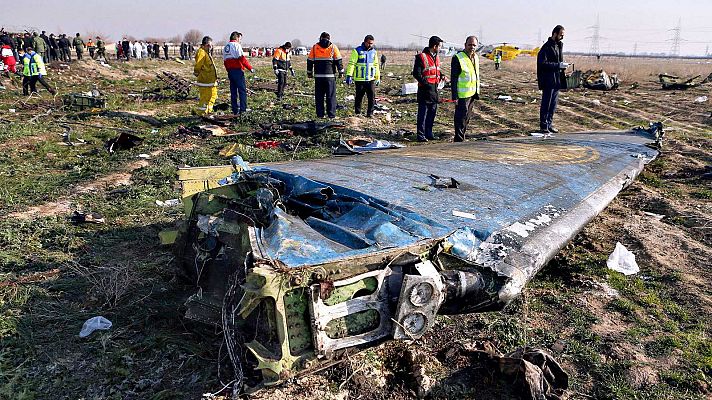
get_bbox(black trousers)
[354,81,375,116]
[89,48,95,58]
[23,75,55,95]
[276,72,287,99]
[539,88,559,130]
[76,49,83,60]
[60,47,71,61]
[454,96,478,142]
[416,102,437,140]
[314,77,336,118]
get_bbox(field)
[0,51,710,399]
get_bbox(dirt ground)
[0,51,710,400]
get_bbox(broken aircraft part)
[170,126,663,389]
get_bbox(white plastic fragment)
[592,99,602,106]
[694,96,708,103]
[607,242,639,275]
[452,210,477,220]
[156,198,180,207]
[497,95,513,101]
[137,153,151,159]
[79,316,112,338]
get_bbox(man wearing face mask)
[450,35,481,142]
[345,34,380,117]
[193,36,218,115]
[537,25,568,134]
[307,32,344,119]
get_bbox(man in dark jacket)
[40,31,50,61]
[49,34,59,61]
[412,36,444,142]
[307,32,344,119]
[58,34,72,62]
[121,38,130,61]
[536,25,568,133]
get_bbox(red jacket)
[223,40,253,71]
[1,45,16,73]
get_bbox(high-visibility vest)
[272,47,291,72]
[419,52,440,84]
[308,43,342,78]
[346,45,379,82]
[22,52,46,76]
[455,51,480,99]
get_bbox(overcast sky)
[4,0,712,55]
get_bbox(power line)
[668,18,682,56]
[587,14,601,55]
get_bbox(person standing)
[494,50,502,70]
[87,38,95,59]
[153,43,160,59]
[412,36,444,142]
[345,34,380,117]
[48,34,59,61]
[180,42,187,60]
[537,25,568,134]
[450,36,481,142]
[40,31,50,60]
[272,41,295,100]
[96,37,106,60]
[307,32,344,119]
[73,33,85,60]
[20,47,56,95]
[59,34,72,62]
[223,31,255,114]
[194,36,218,115]
[380,53,386,70]
[163,42,169,60]
[31,32,47,64]
[121,38,130,61]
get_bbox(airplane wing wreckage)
[166,125,663,391]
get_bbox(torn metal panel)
[171,126,662,389]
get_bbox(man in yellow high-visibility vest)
[450,36,480,142]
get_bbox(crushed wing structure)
[167,126,663,389]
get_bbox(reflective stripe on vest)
[455,52,479,98]
[354,49,377,81]
[419,52,440,84]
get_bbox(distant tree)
[290,38,302,47]
[170,34,182,44]
[183,29,203,44]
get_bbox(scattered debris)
[62,91,106,111]
[105,131,144,153]
[607,242,639,275]
[497,95,513,101]
[694,96,708,103]
[156,199,181,207]
[75,110,163,127]
[659,73,712,90]
[79,316,113,338]
[429,174,459,189]
[155,71,192,99]
[582,69,620,90]
[69,211,105,224]
[254,141,281,149]
[137,153,151,159]
[401,82,418,95]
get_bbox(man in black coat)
[536,25,568,133]
[121,38,130,61]
[58,34,71,62]
[40,31,50,61]
[412,36,444,142]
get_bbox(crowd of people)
[1,25,569,140]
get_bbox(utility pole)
[705,44,709,57]
[587,14,601,56]
[479,26,483,45]
[633,43,637,56]
[668,18,682,57]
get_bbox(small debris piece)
[156,199,181,207]
[694,96,708,103]
[79,316,112,338]
[607,242,639,275]
[452,210,476,220]
[105,131,144,153]
[69,211,105,225]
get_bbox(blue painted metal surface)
[253,131,658,273]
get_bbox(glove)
[474,93,480,100]
[273,68,279,76]
[290,68,295,77]
[345,76,353,85]
[307,71,313,78]
[250,68,255,73]
[558,62,569,69]
[375,80,380,86]
[338,70,344,79]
